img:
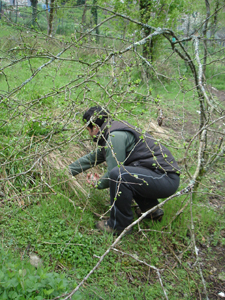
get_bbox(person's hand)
[86,172,99,187]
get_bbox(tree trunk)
[139,0,154,62]
[15,0,18,23]
[91,0,99,43]
[31,0,38,27]
[211,0,220,38]
[81,0,87,29]
[48,0,55,36]
[202,0,210,77]
[45,0,49,32]
[0,0,2,20]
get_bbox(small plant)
[0,246,83,299]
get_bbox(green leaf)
[44,288,54,295]
[8,291,18,299]
[0,270,4,280]
[1,290,8,300]
[18,269,26,277]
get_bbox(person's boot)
[96,220,132,235]
[135,207,164,221]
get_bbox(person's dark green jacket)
[69,130,135,189]
[69,120,180,189]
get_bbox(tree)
[0,1,224,298]
[91,0,99,42]
[30,0,38,26]
[139,0,189,63]
[47,0,56,36]
[139,0,154,62]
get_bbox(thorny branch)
[1,3,225,299]
[189,191,209,300]
[192,35,222,115]
[60,182,195,300]
[112,248,169,300]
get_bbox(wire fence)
[1,1,225,49]
[0,1,101,36]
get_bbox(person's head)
[83,106,110,137]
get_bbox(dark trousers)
[108,166,180,230]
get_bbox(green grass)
[0,246,86,299]
[0,15,225,299]
[2,184,223,299]
[205,62,225,90]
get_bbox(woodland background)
[0,0,225,299]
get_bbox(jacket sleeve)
[69,148,105,176]
[69,131,134,190]
[97,131,130,190]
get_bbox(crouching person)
[69,106,180,235]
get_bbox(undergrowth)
[0,246,84,300]
[1,169,224,299]
[0,9,225,299]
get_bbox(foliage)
[0,0,225,299]
[0,247,83,299]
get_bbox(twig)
[139,229,171,234]
[60,182,195,300]
[163,195,190,230]
[42,242,84,246]
[189,191,209,300]
[162,234,201,299]
[192,35,222,114]
[112,247,169,300]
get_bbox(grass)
[0,13,225,299]
[1,162,224,297]
[0,246,86,299]
[1,184,223,299]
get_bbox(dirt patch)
[163,112,199,139]
[207,85,225,103]
[198,244,225,299]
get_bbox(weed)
[0,246,84,299]
[1,8,225,299]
